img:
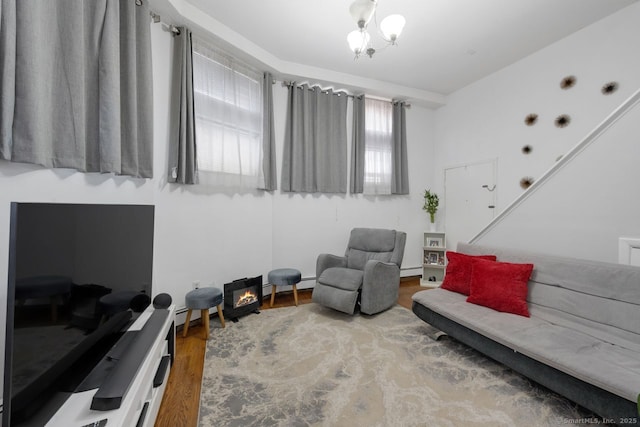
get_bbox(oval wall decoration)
[560,75,577,90]
[601,81,619,95]
[554,114,571,128]
[524,114,538,126]
[520,177,534,189]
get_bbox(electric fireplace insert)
[223,275,262,322]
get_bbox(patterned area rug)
[199,304,600,427]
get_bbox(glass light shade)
[380,14,406,42]
[347,30,370,54]
[349,0,377,28]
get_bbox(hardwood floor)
[154,276,426,427]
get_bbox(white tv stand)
[44,304,175,427]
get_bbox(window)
[363,98,393,194]
[192,39,264,188]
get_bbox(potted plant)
[423,189,439,229]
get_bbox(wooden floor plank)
[154,276,425,426]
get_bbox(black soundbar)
[91,309,169,411]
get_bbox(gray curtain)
[350,95,365,194]
[168,27,198,184]
[260,72,277,191]
[0,0,153,178]
[282,84,348,193]
[391,101,409,195]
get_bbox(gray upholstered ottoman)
[183,287,225,340]
[268,268,302,307]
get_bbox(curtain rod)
[280,80,411,107]
[281,81,352,98]
[149,10,181,35]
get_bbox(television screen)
[3,203,155,426]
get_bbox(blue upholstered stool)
[268,268,302,307]
[183,287,225,340]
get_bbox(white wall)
[0,19,436,399]
[475,94,640,262]
[433,2,640,258]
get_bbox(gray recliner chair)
[312,228,407,315]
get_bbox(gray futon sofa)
[412,242,640,425]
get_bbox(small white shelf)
[423,231,447,284]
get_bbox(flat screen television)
[2,202,155,426]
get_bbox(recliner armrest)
[361,260,401,315]
[363,260,400,282]
[316,254,347,279]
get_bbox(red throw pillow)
[466,258,534,317]
[441,251,497,295]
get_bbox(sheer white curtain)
[192,38,264,189]
[363,98,393,195]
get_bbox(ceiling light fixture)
[347,0,405,59]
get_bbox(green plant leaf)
[422,189,439,216]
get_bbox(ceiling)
[155,0,637,99]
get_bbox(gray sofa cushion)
[458,243,640,351]
[345,228,397,270]
[312,282,360,315]
[413,288,640,402]
[414,242,640,405]
[346,249,393,270]
[347,228,396,252]
[318,267,363,291]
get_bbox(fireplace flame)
[235,290,258,308]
